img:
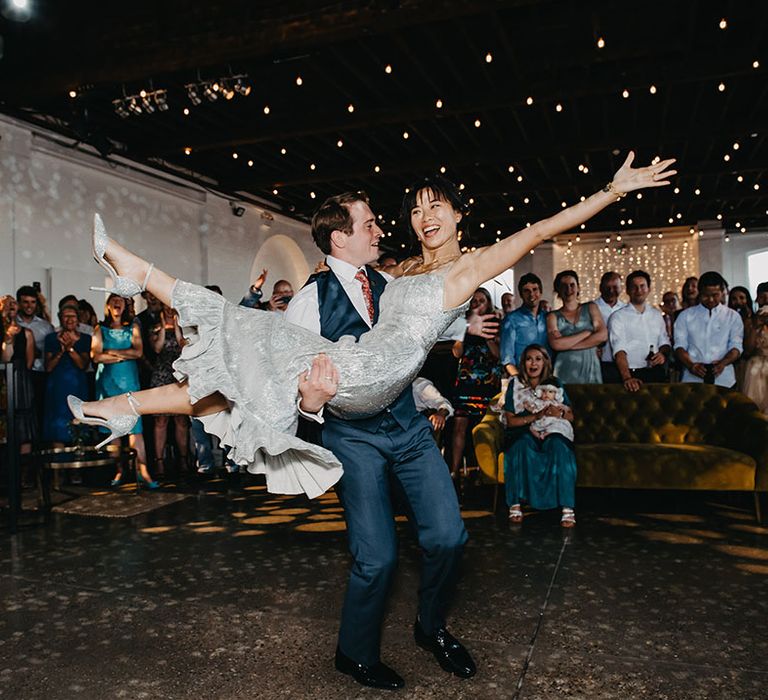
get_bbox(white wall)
[0,115,318,315]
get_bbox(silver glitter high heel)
[89,213,154,297]
[67,393,141,450]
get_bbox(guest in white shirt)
[609,270,671,392]
[674,271,743,388]
[594,271,626,383]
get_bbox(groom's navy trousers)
[323,409,467,666]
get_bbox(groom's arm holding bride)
[298,353,340,415]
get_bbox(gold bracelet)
[602,182,627,199]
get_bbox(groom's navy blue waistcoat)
[308,266,416,431]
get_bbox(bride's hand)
[611,151,677,195]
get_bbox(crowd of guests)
[3,265,767,524]
[416,268,768,529]
[0,268,302,489]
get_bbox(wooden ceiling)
[1,0,766,252]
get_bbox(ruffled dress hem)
[170,280,343,499]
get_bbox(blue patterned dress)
[43,332,91,442]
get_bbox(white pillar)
[697,220,724,276]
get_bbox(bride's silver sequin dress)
[171,272,465,498]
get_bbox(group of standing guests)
[1,285,189,489]
[4,265,766,523]
[491,269,768,526]
[0,269,300,487]
[1,288,95,459]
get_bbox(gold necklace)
[416,253,463,272]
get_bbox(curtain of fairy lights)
[556,230,699,306]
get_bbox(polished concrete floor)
[2,475,767,699]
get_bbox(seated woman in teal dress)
[43,303,91,445]
[546,270,606,384]
[503,344,577,527]
[92,293,158,488]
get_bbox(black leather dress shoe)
[334,646,405,690]
[414,621,477,678]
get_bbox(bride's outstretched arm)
[443,152,676,309]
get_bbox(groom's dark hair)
[312,191,370,254]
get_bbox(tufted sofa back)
[567,383,759,447]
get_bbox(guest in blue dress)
[92,293,158,488]
[546,270,606,384]
[503,344,577,527]
[43,303,91,445]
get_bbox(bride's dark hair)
[399,174,469,239]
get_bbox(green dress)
[503,377,577,510]
[552,303,602,384]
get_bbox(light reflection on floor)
[6,476,768,699]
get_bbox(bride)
[70,152,675,496]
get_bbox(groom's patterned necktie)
[354,269,374,323]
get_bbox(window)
[748,249,768,298]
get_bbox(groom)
[285,191,475,690]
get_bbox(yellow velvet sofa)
[472,383,768,520]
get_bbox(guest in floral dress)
[449,288,502,484]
